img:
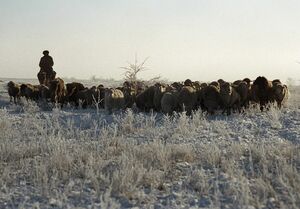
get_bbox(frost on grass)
[0,89,300,208]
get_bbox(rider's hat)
[43,50,49,55]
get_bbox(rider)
[39,50,54,73]
[38,50,56,85]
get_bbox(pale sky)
[0,0,300,82]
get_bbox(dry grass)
[0,95,299,208]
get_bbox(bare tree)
[121,54,150,82]
[120,55,161,90]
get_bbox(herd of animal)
[6,76,289,115]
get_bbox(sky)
[0,0,300,82]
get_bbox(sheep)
[219,82,241,115]
[123,80,147,95]
[135,86,156,112]
[171,82,183,91]
[20,84,40,101]
[70,86,100,108]
[184,79,193,87]
[233,78,251,86]
[234,81,250,109]
[48,77,66,105]
[243,78,251,86]
[200,83,208,89]
[104,88,125,114]
[153,83,167,112]
[200,84,221,114]
[65,82,85,106]
[218,79,226,86]
[209,81,220,90]
[271,82,289,108]
[196,83,208,109]
[7,81,20,104]
[161,89,180,115]
[251,76,273,111]
[115,86,135,109]
[192,81,201,91]
[233,80,242,86]
[178,86,198,115]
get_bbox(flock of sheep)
[6,76,289,115]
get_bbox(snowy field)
[0,78,299,209]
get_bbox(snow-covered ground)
[0,78,299,209]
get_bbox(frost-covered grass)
[0,80,300,208]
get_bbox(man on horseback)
[39,50,54,73]
[37,50,56,86]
